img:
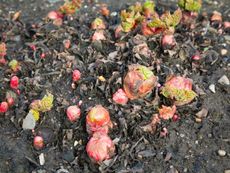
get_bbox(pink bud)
[40,53,46,59]
[161,34,176,49]
[92,30,106,42]
[160,127,168,137]
[33,136,44,150]
[7,97,14,107]
[192,55,201,60]
[0,102,8,113]
[0,58,7,65]
[86,132,115,163]
[29,44,36,51]
[112,89,128,105]
[172,114,180,122]
[224,21,230,29]
[10,76,19,89]
[72,70,81,82]
[63,39,71,49]
[66,105,81,122]
[47,11,63,20]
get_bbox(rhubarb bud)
[123,64,157,100]
[159,105,176,120]
[66,105,81,122]
[86,105,112,135]
[161,34,176,49]
[92,30,106,42]
[9,59,20,72]
[10,76,19,89]
[86,132,115,163]
[161,76,197,106]
[112,89,128,105]
[100,5,110,16]
[0,42,6,57]
[30,92,54,112]
[33,136,44,150]
[6,90,17,107]
[72,69,81,82]
[0,102,8,113]
[47,11,63,20]
[91,18,106,30]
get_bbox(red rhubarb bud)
[66,105,81,122]
[10,76,19,89]
[161,34,176,49]
[91,18,106,30]
[86,132,115,163]
[159,105,176,120]
[92,30,106,41]
[86,105,112,135]
[100,5,110,17]
[0,102,8,113]
[112,89,128,105]
[123,64,157,100]
[72,70,81,82]
[47,11,63,20]
[33,136,44,150]
[6,91,16,107]
[161,76,197,106]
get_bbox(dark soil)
[0,0,230,173]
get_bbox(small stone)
[221,49,228,56]
[224,35,230,41]
[196,108,208,118]
[218,75,230,85]
[39,153,45,165]
[22,111,36,130]
[209,84,216,93]
[218,149,226,156]
[195,117,202,123]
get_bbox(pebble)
[218,149,226,156]
[39,153,45,165]
[110,12,118,16]
[218,75,230,85]
[224,35,230,41]
[221,49,228,56]
[195,117,202,123]
[209,84,216,93]
[196,108,208,118]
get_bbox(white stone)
[218,149,226,156]
[209,84,216,93]
[39,153,45,165]
[218,75,230,85]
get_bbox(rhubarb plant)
[30,92,54,112]
[178,0,202,12]
[148,9,182,34]
[48,0,82,25]
[178,0,202,28]
[123,64,157,100]
[161,76,197,106]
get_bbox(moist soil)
[0,0,230,173]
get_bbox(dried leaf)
[0,43,6,57]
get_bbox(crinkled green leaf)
[138,66,154,80]
[178,0,202,12]
[143,0,155,14]
[30,92,54,112]
[161,86,197,105]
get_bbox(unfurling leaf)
[178,0,202,12]
[30,92,54,112]
[30,109,40,121]
[59,0,82,15]
[161,76,197,106]
[142,0,155,17]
